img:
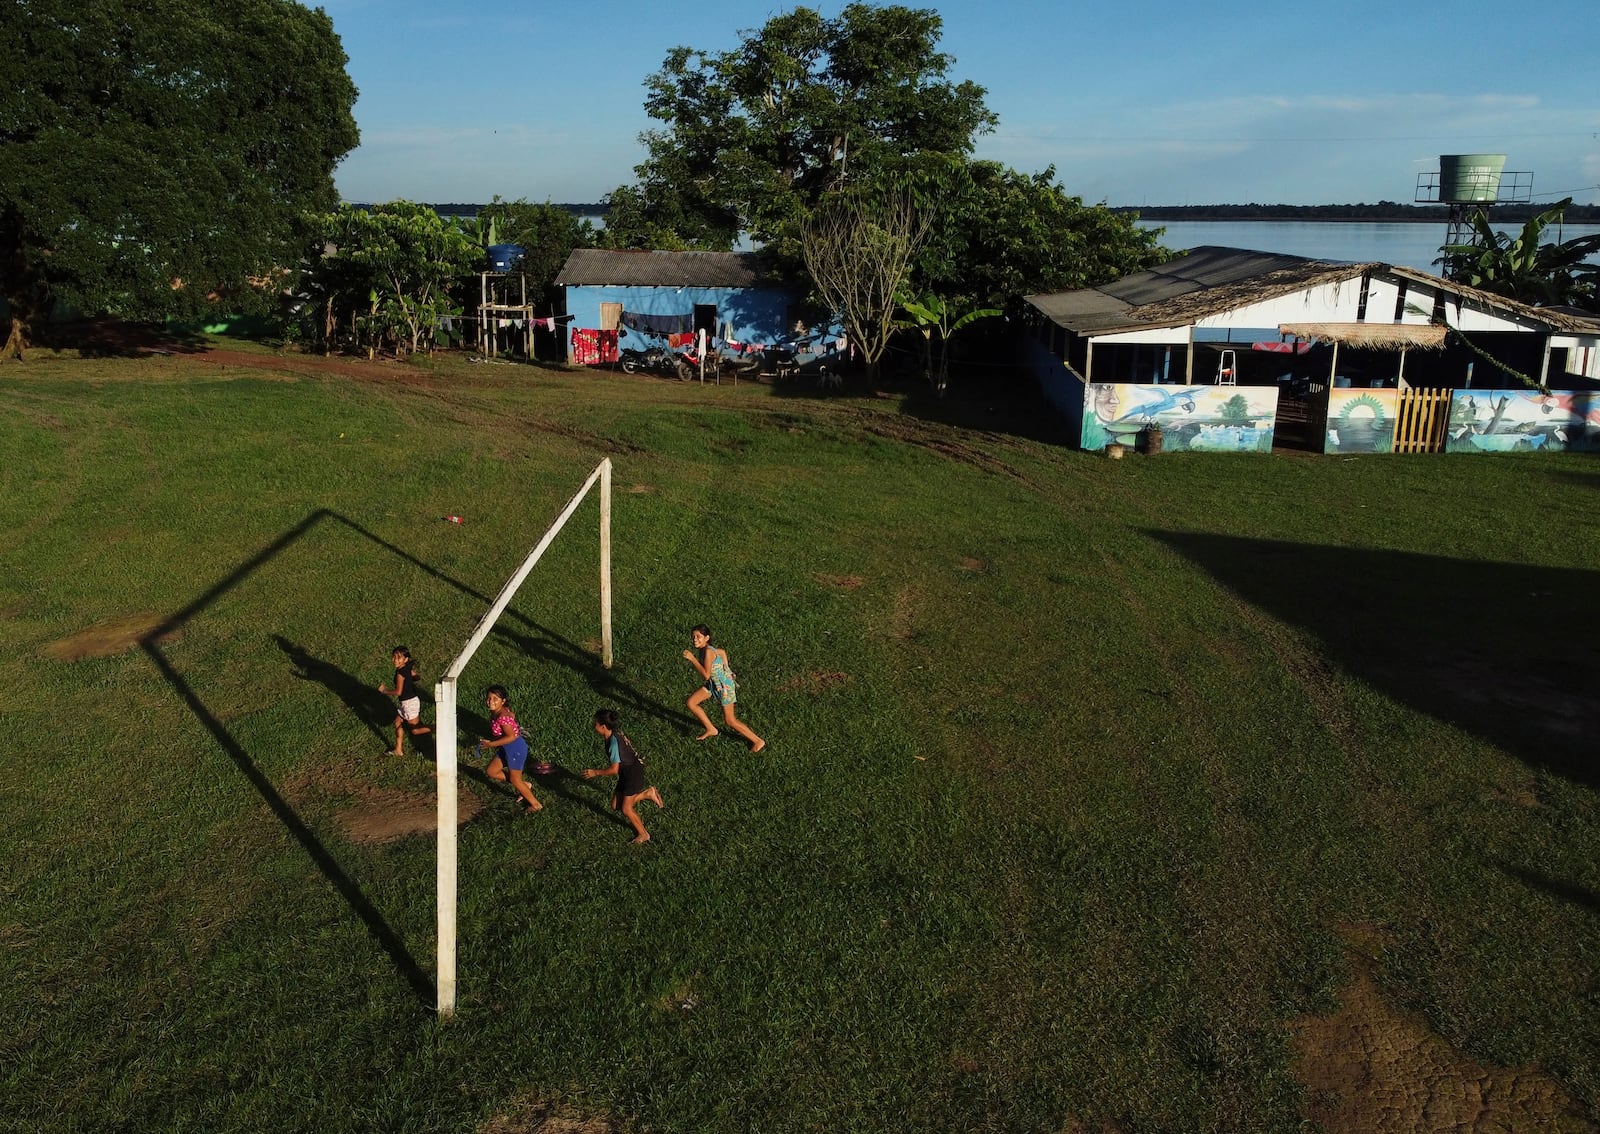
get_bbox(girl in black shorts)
[582,709,664,844]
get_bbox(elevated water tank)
[1438,154,1506,203]
[487,243,525,272]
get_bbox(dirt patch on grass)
[656,972,702,1013]
[888,584,920,640]
[858,417,1031,484]
[1488,782,1543,808]
[776,670,852,695]
[480,1097,620,1134]
[11,404,70,431]
[815,573,865,589]
[626,483,656,494]
[958,556,985,572]
[1290,956,1593,1133]
[196,347,415,383]
[335,784,486,845]
[280,759,487,844]
[42,612,179,661]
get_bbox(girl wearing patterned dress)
[478,685,542,812]
[682,624,765,752]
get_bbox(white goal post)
[432,457,612,1017]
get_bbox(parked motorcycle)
[619,344,677,375]
[763,345,800,380]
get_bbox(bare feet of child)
[695,729,718,741]
[630,833,651,844]
[388,749,405,757]
[644,786,665,809]
[750,739,766,753]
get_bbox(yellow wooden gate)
[1393,388,1451,453]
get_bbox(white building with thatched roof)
[1023,246,1600,454]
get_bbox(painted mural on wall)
[1324,388,1398,454]
[1082,384,1278,453]
[1445,390,1600,453]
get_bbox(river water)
[1134,219,1600,274]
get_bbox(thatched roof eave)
[1279,322,1448,350]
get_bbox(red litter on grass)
[443,514,464,524]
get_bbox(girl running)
[582,709,663,843]
[478,685,542,813]
[682,624,765,752]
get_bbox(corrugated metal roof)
[1027,247,1370,335]
[556,249,769,288]
[1029,246,1599,337]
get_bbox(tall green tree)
[602,4,995,251]
[1441,198,1600,308]
[914,161,1169,311]
[0,0,359,358]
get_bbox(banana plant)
[1441,198,1600,307]
[895,291,1000,395]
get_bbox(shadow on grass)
[138,510,460,1008]
[137,504,680,1009]
[531,766,633,830]
[893,363,1076,448]
[495,616,696,735]
[1152,531,1600,788]
[1539,467,1600,492]
[140,639,437,1008]
[43,317,212,359]
[1487,857,1600,917]
[274,635,395,747]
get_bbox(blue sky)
[322,0,1600,208]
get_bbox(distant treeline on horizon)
[1118,201,1600,223]
[352,201,1600,224]
[369,203,608,217]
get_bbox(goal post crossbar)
[433,457,612,1018]
[443,457,610,682]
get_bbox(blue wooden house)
[555,249,816,366]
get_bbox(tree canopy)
[602,3,995,250]
[303,202,479,358]
[911,159,1168,311]
[600,5,1168,325]
[1,0,360,357]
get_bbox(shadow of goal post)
[432,458,612,1017]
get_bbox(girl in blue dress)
[682,624,765,752]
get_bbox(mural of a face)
[1093,384,1120,425]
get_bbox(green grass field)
[3,345,1598,1133]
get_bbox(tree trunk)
[2,316,25,362]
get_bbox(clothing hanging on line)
[622,311,693,336]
